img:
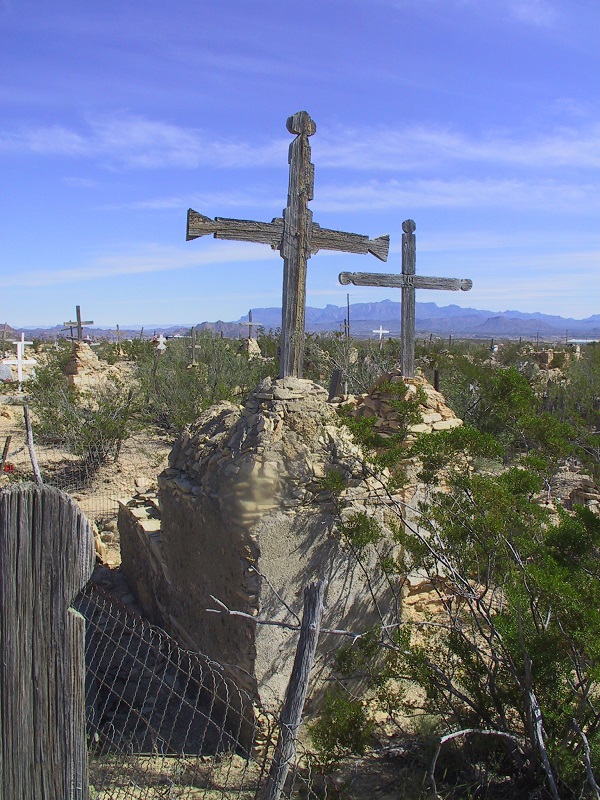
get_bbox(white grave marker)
[373,325,390,341]
[155,334,168,353]
[4,333,37,390]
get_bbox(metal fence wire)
[0,403,173,522]
[75,584,315,800]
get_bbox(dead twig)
[573,718,600,799]
[428,728,525,796]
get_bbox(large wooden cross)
[340,219,472,377]
[63,305,93,341]
[186,111,390,378]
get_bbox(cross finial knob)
[286,111,317,137]
[402,219,416,234]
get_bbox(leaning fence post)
[23,404,43,485]
[0,435,11,473]
[0,484,95,799]
[263,580,326,800]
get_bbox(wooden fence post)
[0,484,95,799]
[263,580,326,800]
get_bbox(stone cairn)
[342,370,463,440]
[120,376,400,707]
[64,341,102,388]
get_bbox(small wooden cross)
[340,220,472,377]
[63,305,93,341]
[187,111,390,378]
[244,309,263,340]
[4,333,37,390]
[111,323,124,355]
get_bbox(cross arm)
[311,226,389,261]
[187,210,283,248]
[339,271,472,291]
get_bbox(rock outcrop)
[122,376,399,707]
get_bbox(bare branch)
[428,728,525,795]
[573,719,600,799]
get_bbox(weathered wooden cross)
[4,333,37,391]
[244,309,262,340]
[340,220,472,377]
[63,305,93,341]
[186,111,390,378]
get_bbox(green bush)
[309,687,374,765]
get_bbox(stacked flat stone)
[64,341,102,388]
[348,371,463,441]
[120,376,399,707]
[568,479,600,513]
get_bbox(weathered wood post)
[400,219,417,377]
[0,484,95,799]
[263,580,326,800]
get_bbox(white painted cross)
[373,325,390,341]
[4,333,37,390]
[155,334,168,353]
[340,220,472,377]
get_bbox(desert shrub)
[135,333,277,432]
[27,351,137,466]
[309,687,374,765]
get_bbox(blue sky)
[2,0,600,327]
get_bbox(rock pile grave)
[119,371,467,707]
[120,376,401,706]
[64,341,103,388]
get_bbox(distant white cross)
[155,334,168,353]
[4,333,37,390]
[373,325,390,341]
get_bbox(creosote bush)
[313,344,600,797]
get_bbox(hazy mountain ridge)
[233,301,600,338]
[6,300,600,341]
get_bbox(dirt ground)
[0,387,173,568]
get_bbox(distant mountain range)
[207,300,600,340]
[6,300,600,342]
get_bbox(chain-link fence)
[76,583,317,800]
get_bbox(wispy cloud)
[0,115,287,169]
[316,123,600,171]
[383,0,559,27]
[3,242,279,288]
[3,113,600,174]
[104,190,283,212]
[503,0,558,26]
[314,177,600,213]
